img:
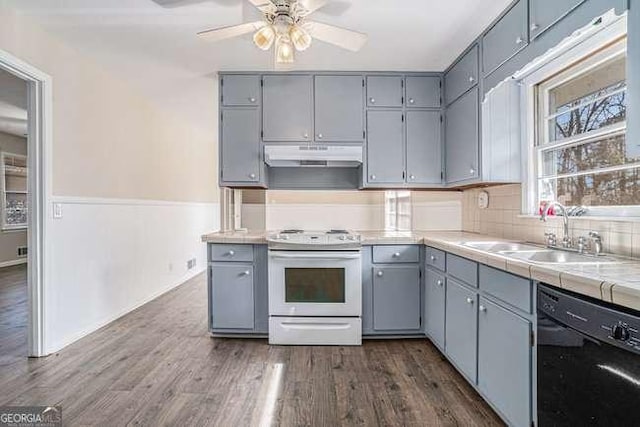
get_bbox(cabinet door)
[445,279,478,382]
[263,75,313,142]
[372,265,421,331]
[482,0,528,75]
[445,45,479,106]
[478,297,531,427]
[221,75,260,107]
[406,111,442,184]
[367,76,403,107]
[221,109,261,183]
[425,269,446,348]
[445,87,479,183]
[530,0,585,40]
[406,76,440,108]
[211,264,254,329]
[314,75,364,142]
[366,110,404,184]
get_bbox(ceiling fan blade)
[304,21,367,52]
[246,0,275,13]
[197,21,266,42]
[297,0,328,16]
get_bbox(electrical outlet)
[187,258,197,270]
[17,246,27,257]
[53,203,63,219]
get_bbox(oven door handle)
[269,252,361,260]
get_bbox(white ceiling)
[7,0,512,102]
[0,68,28,137]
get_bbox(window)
[534,39,639,213]
[1,152,28,230]
[384,191,411,231]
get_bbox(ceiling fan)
[197,0,367,64]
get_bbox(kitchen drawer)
[445,45,478,105]
[447,253,478,287]
[372,245,420,264]
[425,246,446,271]
[479,265,532,313]
[209,244,254,262]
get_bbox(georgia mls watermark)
[0,406,61,427]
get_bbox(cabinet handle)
[249,97,256,103]
[516,36,524,44]
[409,174,415,180]
[469,76,475,83]
[437,280,443,287]
[377,271,383,277]
[393,252,401,257]
[242,270,251,276]
[303,132,309,139]
[228,250,235,256]
[370,97,376,104]
[530,23,539,32]
[466,297,474,305]
[430,255,436,261]
[317,133,323,139]
[249,173,256,179]
[370,174,376,181]
[470,167,475,175]
[408,98,415,104]
[479,305,487,312]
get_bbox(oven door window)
[285,268,345,303]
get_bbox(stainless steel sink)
[500,250,616,264]
[461,241,545,253]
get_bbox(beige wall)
[0,131,26,264]
[0,6,218,203]
[462,184,640,258]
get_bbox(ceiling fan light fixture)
[253,25,276,50]
[275,34,295,63]
[290,24,312,51]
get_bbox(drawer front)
[269,317,362,346]
[482,0,528,75]
[209,244,254,262]
[425,247,446,271]
[479,265,532,313]
[445,45,479,105]
[447,253,478,287]
[372,245,420,264]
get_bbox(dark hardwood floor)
[0,270,503,426]
[0,264,27,366]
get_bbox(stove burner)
[327,229,349,234]
[281,229,304,234]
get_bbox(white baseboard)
[0,258,27,268]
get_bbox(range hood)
[265,145,363,168]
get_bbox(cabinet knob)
[377,271,383,277]
[249,97,256,103]
[370,174,376,181]
[393,252,401,257]
[479,305,487,312]
[408,98,415,104]
[249,173,256,179]
[470,167,475,175]
[516,36,524,44]
[409,174,415,180]
[317,133,323,139]
[430,255,436,261]
[370,97,376,104]
[242,270,251,276]
[531,23,539,32]
[469,76,475,83]
[466,297,474,305]
[228,250,235,256]
[303,132,309,139]
[437,280,443,286]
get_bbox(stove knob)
[612,324,630,341]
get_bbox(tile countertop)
[201,230,640,312]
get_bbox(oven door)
[268,251,362,317]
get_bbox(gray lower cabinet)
[367,75,404,107]
[529,0,586,40]
[366,110,404,184]
[445,86,479,184]
[220,108,261,184]
[445,279,478,382]
[210,264,254,329]
[424,268,446,349]
[406,111,442,184]
[482,0,528,75]
[314,75,364,142]
[478,297,532,427]
[372,265,421,331]
[263,75,313,142]
[221,75,260,107]
[405,76,441,108]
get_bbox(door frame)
[0,48,52,357]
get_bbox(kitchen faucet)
[540,201,572,248]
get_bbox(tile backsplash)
[462,184,640,258]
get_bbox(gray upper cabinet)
[210,264,255,330]
[405,76,441,108]
[220,108,261,184]
[314,75,364,142]
[445,87,479,184]
[530,0,586,40]
[478,297,532,427]
[367,76,404,107]
[366,110,404,184]
[425,269,446,349]
[263,75,313,142]
[406,111,442,184]
[221,75,260,107]
[372,265,421,331]
[482,0,528,75]
[445,45,479,106]
[445,279,478,382]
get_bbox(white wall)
[46,197,217,352]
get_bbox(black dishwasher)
[537,284,640,426]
